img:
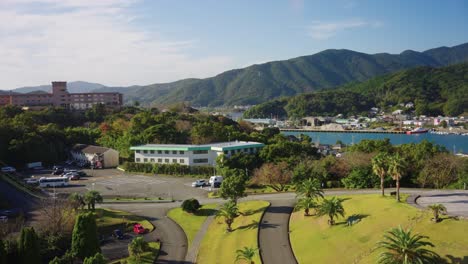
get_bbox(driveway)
[415,190,468,217]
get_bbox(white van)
[209,176,223,185]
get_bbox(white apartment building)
[131,141,265,166]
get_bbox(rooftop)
[130,141,265,151]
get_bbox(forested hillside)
[244,63,468,118]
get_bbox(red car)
[133,223,146,234]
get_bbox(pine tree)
[71,212,101,259]
[17,227,41,264]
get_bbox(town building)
[71,144,119,168]
[0,81,122,110]
[131,141,264,166]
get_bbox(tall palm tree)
[295,178,324,199]
[316,196,345,225]
[216,200,239,232]
[427,204,447,222]
[84,190,103,210]
[377,226,440,264]
[388,153,406,202]
[295,197,317,216]
[235,246,257,264]
[372,152,389,196]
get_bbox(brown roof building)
[0,81,122,110]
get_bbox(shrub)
[341,166,378,189]
[181,198,201,214]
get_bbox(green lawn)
[197,201,269,264]
[167,203,218,247]
[110,241,160,264]
[290,194,468,263]
[94,208,154,235]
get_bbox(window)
[193,150,209,154]
[158,150,162,154]
[143,150,148,154]
[179,151,185,154]
[143,158,148,162]
[165,150,169,154]
[172,159,177,163]
[150,150,155,154]
[164,159,169,163]
[193,158,208,163]
[172,150,177,154]
[157,158,162,163]
[150,158,155,162]
[180,159,184,163]
[224,151,228,155]
[136,150,141,153]
[136,158,141,162]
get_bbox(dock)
[280,128,406,134]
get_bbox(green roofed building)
[130,141,264,166]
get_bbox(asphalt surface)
[258,200,297,264]
[0,178,39,215]
[99,203,189,264]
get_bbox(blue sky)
[1,0,467,88]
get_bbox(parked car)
[63,172,80,180]
[209,176,223,185]
[213,181,222,188]
[191,179,207,187]
[112,229,124,240]
[52,166,64,175]
[133,223,146,234]
[25,177,39,185]
[1,166,16,173]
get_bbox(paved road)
[414,190,468,217]
[99,203,189,264]
[258,200,297,264]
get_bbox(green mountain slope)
[244,63,468,118]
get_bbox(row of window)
[136,157,186,164]
[223,147,257,155]
[136,150,185,155]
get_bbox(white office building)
[130,141,264,166]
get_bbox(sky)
[1,0,467,89]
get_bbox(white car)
[1,166,16,173]
[191,179,207,187]
[25,178,39,185]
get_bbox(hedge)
[121,162,215,177]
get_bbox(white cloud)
[0,0,233,88]
[307,19,381,40]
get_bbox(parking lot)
[27,168,212,201]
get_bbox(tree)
[69,193,85,210]
[377,226,440,264]
[235,246,257,264]
[181,198,201,214]
[48,250,74,264]
[295,197,317,216]
[388,153,406,202]
[216,200,239,232]
[83,253,106,264]
[18,227,40,264]
[316,197,345,225]
[427,204,447,223]
[128,237,148,262]
[253,162,292,192]
[71,212,100,259]
[84,191,103,210]
[219,169,247,203]
[372,152,390,196]
[37,198,76,235]
[417,154,461,188]
[295,178,323,199]
[0,239,6,264]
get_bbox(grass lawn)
[290,194,468,263]
[110,241,160,264]
[167,203,218,247]
[197,201,269,264]
[94,208,154,235]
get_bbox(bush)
[181,199,201,214]
[326,181,341,188]
[341,166,378,189]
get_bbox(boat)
[406,127,429,135]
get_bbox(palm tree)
[295,178,324,199]
[295,197,317,216]
[235,246,257,264]
[316,196,345,225]
[84,190,103,210]
[372,152,389,196]
[216,200,239,232]
[388,153,406,202]
[128,237,148,262]
[377,226,440,264]
[428,204,447,222]
[68,192,85,210]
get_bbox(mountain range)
[6,42,468,107]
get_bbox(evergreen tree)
[83,253,106,264]
[71,212,100,259]
[18,227,41,264]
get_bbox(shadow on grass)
[444,255,468,264]
[236,220,259,231]
[195,208,217,216]
[242,206,267,216]
[335,214,369,226]
[438,215,460,222]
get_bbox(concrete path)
[411,190,468,217]
[258,199,297,264]
[185,213,217,263]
